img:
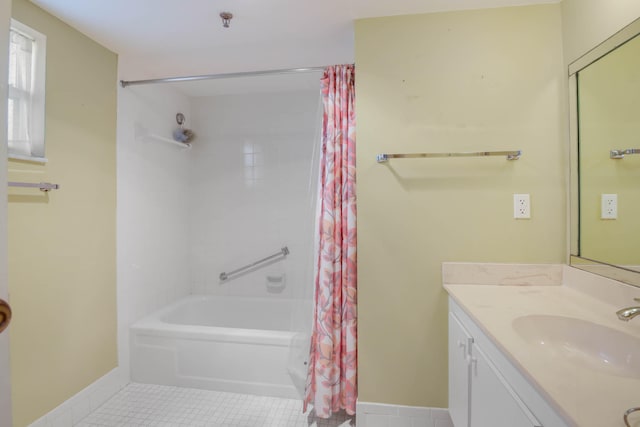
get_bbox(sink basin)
[512,314,640,379]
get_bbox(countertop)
[445,283,640,427]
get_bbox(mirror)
[570,18,640,287]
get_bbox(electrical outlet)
[601,194,617,219]
[514,194,531,219]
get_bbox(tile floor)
[78,383,355,427]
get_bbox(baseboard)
[356,401,454,427]
[28,367,128,427]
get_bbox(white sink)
[512,314,640,379]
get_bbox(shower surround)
[189,90,320,299]
[118,81,322,395]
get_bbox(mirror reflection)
[577,34,640,271]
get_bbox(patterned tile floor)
[78,383,355,427]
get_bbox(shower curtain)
[303,64,357,418]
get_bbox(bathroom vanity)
[444,263,640,427]
[448,299,565,427]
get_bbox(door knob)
[0,298,11,334]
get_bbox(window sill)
[8,153,48,164]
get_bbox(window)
[7,19,46,162]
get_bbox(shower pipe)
[120,66,329,88]
[219,246,290,282]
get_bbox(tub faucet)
[616,298,640,321]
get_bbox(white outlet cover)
[514,194,531,219]
[601,194,617,219]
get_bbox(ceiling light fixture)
[220,12,233,28]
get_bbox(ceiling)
[31,0,558,58]
[28,0,558,94]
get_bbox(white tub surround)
[130,295,299,399]
[188,90,320,300]
[117,83,192,383]
[443,263,640,427]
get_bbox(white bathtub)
[130,295,299,398]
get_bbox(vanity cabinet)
[449,313,472,427]
[449,298,568,427]
[469,343,540,427]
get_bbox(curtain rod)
[120,66,328,88]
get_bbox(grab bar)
[220,246,289,281]
[610,148,640,159]
[9,181,60,192]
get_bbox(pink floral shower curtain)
[303,64,357,418]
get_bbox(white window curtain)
[8,28,35,158]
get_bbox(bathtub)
[130,295,300,398]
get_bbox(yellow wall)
[8,0,117,425]
[561,0,640,65]
[578,35,640,265]
[355,4,565,407]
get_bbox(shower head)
[173,112,195,144]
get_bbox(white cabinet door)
[470,344,542,427]
[449,313,473,427]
